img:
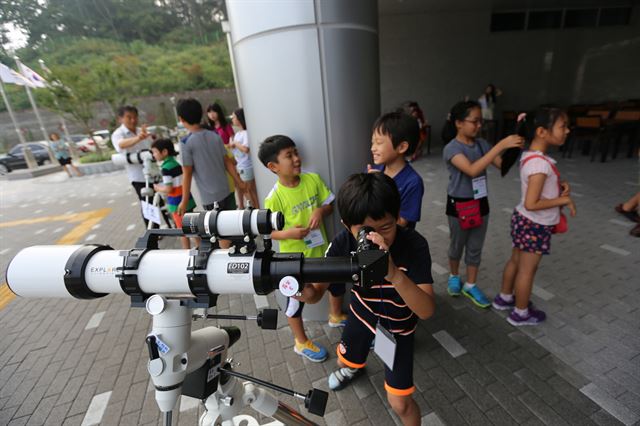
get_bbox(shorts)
[237,166,254,182]
[336,310,415,396]
[57,157,72,166]
[203,192,237,211]
[171,207,194,229]
[511,210,553,255]
[285,283,346,318]
[447,215,489,266]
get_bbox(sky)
[2,23,28,52]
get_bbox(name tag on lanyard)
[304,228,325,249]
[374,322,397,371]
[472,176,488,200]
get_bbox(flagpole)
[0,79,38,169]
[0,79,28,146]
[14,56,56,163]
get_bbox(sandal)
[615,204,640,223]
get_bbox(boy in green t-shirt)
[259,135,346,362]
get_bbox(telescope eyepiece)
[357,226,378,252]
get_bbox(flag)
[0,63,35,87]
[17,62,47,88]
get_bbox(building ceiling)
[378,0,637,14]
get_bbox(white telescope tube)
[6,246,258,298]
[6,245,83,298]
[183,210,283,238]
[111,150,153,166]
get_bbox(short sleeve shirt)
[232,130,252,170]
[443,138,492,198]
[326,227,433,335]
[112,124,152,183]
[372,164,424,228]
[264,173,334,258]
[50,140,70,160]
[516,151,561,226]
[161,156,196,213]
[215,124,235,145]
[181,129,230,205]
[443,138,491,216]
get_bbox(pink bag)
[455,199,483,230]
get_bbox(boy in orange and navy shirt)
[298,173,435,425]
[151,138,196,249]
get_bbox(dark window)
[564,9,599,28]
[599,7,631,26]
[9,146,23,156]
[28,144,46,152]
[491,12,526,32]
[528,10,563,30]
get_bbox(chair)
[565,116,607,161]
[609,110,640,159]
[586,110,611,120]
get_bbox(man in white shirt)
[111,105,159,227]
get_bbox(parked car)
[0,142,53,175]
[69,134,109,153]
[67,134,91,153]
[92,129,111,143]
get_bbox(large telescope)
[5,208,388,425]
[111,150,153,166]
[6,209,385,303]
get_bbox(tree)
[36,66,103,154]
[1,0,226,48]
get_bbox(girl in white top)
[228,108,260,209]
[494,108,577,326]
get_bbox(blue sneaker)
[462,286,491,308]
[447,275,462,296]
[294,340,328,362]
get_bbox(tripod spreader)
[219,367,329,417]
[195,308,279,330]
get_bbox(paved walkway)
[0,152,638,425]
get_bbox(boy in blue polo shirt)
[368,111,424,229]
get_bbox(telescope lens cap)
[278,276,299,297]
[146,295,166,315]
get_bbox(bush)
[78,150,116,164]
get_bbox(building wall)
[378,1,640,147]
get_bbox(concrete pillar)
[226,0,379,320]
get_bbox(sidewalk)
[0,152,638,425]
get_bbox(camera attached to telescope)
[6,206,388,425]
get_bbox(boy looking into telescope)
[298,173,435,426]
[258,135,346,363]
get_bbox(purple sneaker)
[492,294,515,311]
[507,306,546,326]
